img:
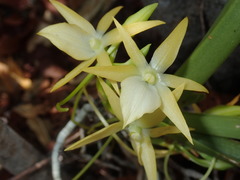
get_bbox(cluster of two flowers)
[38,1,208,179]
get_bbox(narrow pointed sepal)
[65,122,123,151]
[113,19,148,69]
[83,65,138,82]
[104,20,165,46]
[148,126,180,138]
[51,58,95,92]
[136,108,166,128]
[150,17,188,73]
[157,84,193,144]
[172,83,185,100]
[96,50,112,66]
[162,74,209,93]
[98,78,123,121]
[50,0,96,34]
[97,6,123,34]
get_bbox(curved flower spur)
[38,0,164,92]
[83,17,209,143]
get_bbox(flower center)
[89,38,102,52]
[143,70,157,85]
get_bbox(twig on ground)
[10,158,50,180]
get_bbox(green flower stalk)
[38,0,164,92]
[84,18,208,143]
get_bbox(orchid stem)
[70,90,83,126]
[200,158,216,180]
[72,136,113,180]
[163,153,172,180]
[56,74,94,112]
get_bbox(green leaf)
[184,112,240,139]
[204,105,240,116]
[176,0,240,84]
[163,133,240,167]
[124,3,158,25]
[179,146,233,170]
[192,133,240,167]
[175,0,240,105]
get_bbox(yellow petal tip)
[64,146,73,151]
[64,143,80,151]
[50,87,56,93]
[187,136,193,145]
[50,83,61,92]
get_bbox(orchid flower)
[38,0,164,91]
[83,18,208,143]
[65,79,185,180]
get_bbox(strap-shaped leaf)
[184,112,240,140]
[192,133,240,167]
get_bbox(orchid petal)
[83,65,138,82]
[113,19,148,69]
[110,80,120,95]
[50,0,95,34]
[51,58,95,92]
[172,83,185,100]
[137,83,185,128]
[157,83,193,143]
[140,131,157,180]
[124,20,165,36]
[121,76,160,127]
[137,108,165,128]
[148,126,180,138]
[38,23,95,60]
[99,78,123,121]
[96,50,112,66]
[150,18,188,73]
[97,6,123,34]
[65,122,123,151]
[104,20,165,46]
[162,74,208,93]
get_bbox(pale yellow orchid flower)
[65,79,185,180]
[38,0,164,91]
[83,18,209,143]
[129,124,158,180]
[126,84,185,180]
